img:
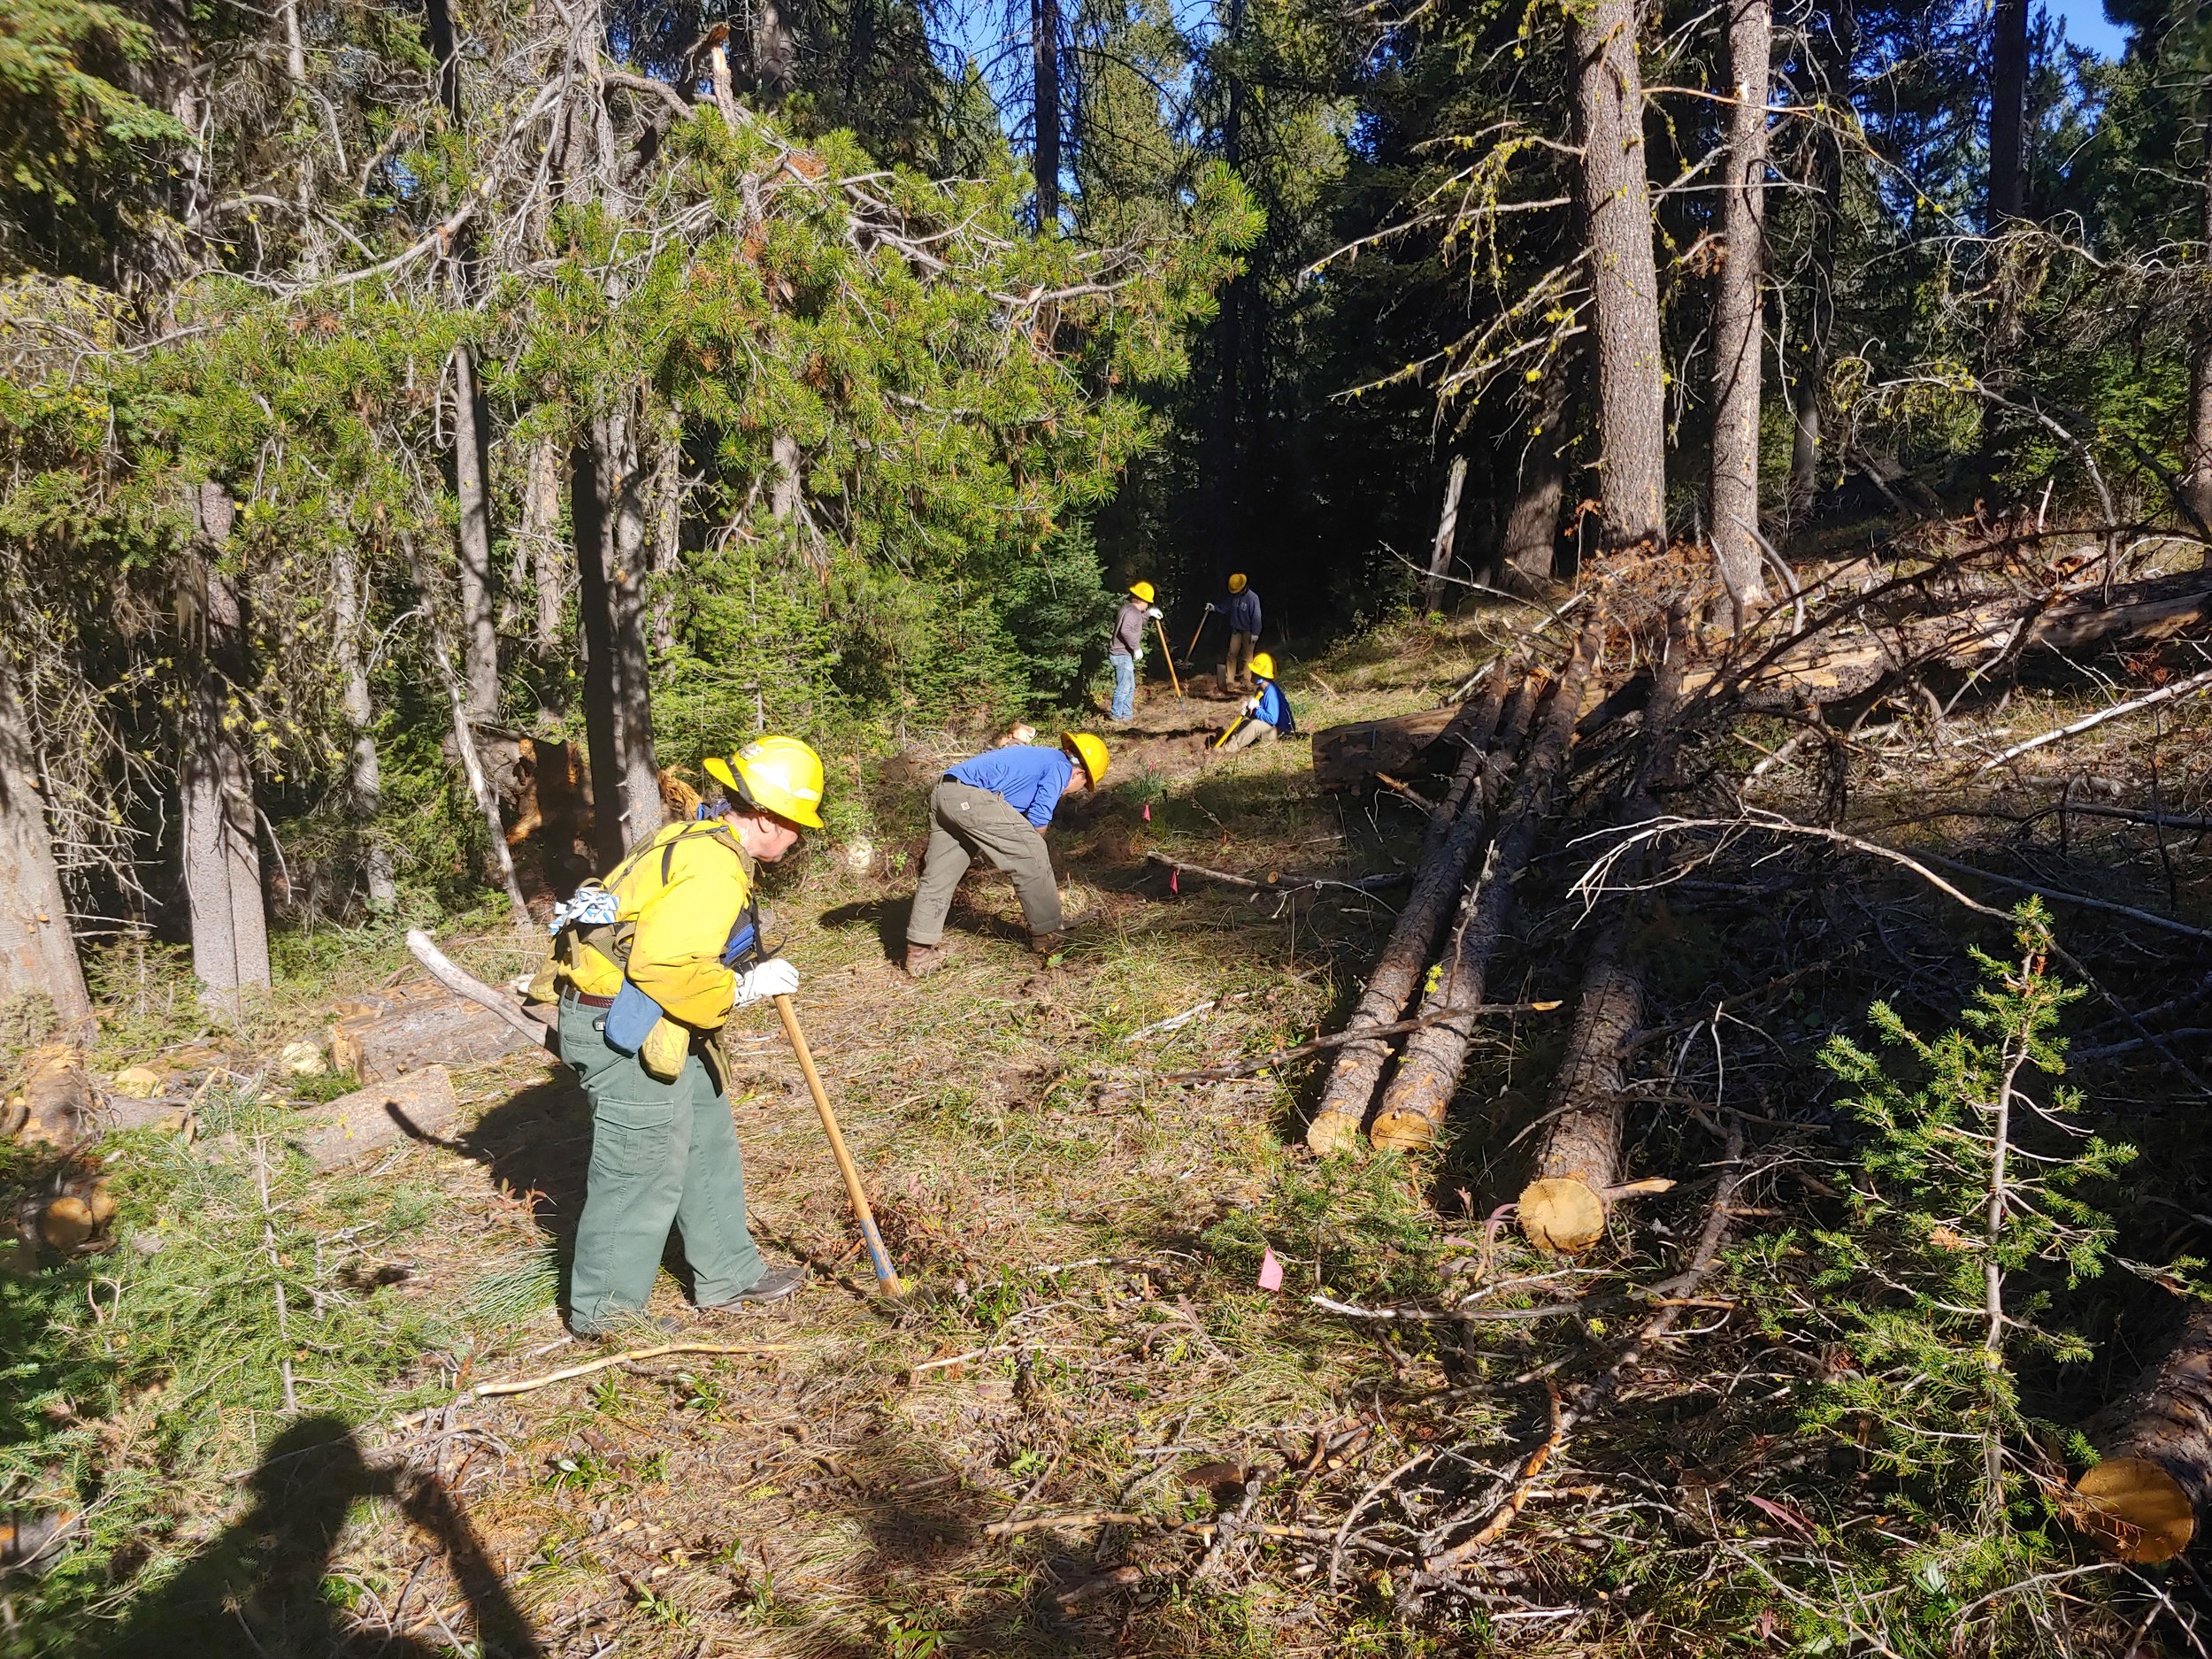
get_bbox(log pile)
[1304,622,1601,1153]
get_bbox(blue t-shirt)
[947,745,1076,828]
[1253,680,1290,729]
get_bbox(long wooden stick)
[773,995,904,1296]
[1153,616,1185,702]
[1184,606,1213,664]
[391,1340,788,1425]
[1974,665,2212,775]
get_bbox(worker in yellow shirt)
[545,737,825,1335]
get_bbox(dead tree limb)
[1369,622,1601,1151]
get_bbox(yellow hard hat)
[1128,580,1156,604]
[1248,651,1276,680]
[1228,572,1247,594]
[704,735,826,829]
[1062,731,1109,787]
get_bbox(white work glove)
[733,957,801,1008]
[1147,605,1164,620]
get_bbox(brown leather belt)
[562,988,617,1009]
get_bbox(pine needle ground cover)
[4,604,2212,1655]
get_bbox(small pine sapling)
[1807,902,2132,1573]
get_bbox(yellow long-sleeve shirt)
[557,820,754,1030]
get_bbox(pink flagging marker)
[1143,802,1151,820]
[1256,1246,1284,1292]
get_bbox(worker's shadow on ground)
[461,1071,593,1258]
[818,892,1032,960]
[98,1414,542,1657]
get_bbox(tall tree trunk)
[0,672,89,1026]
[1502,362,1573,586]
[753,0,796,95]
[1988,0,2027,223]
[571,406,662,868]
[2184,153,2212,549]
[451,344,500,723]
[1210,0,1248,583]
[1787,1,1854,522]
[651,435,680,661]
[1425,453,1470,611]
[1709,0,1774,626]
[282,0,305,84]
[1572,0,1668,549]
[526,432,565,655]
[1033,0,1061,229]
[421,580,533,931]
[179,483,271,1017]
[333,546,396,911]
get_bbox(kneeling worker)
[904,732,1109,978]
[550,736,826,1335]
[1217,652,1294,752]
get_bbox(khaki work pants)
[1223,632,1256,690]
[560,995,766,1333]
[907,780,1064,945]
[1221,717,1279,753]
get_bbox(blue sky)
[2048,0,2129,58]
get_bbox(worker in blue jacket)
[1217,652,1294,753]
[904,733,1110,977]
[1221,573,1263,691]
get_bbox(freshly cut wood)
[1519,608,1687,1249]
[1311,704,1463,792]
[2071,1302,2212,1562]
[293,1064,459,1171]
[1517,913,1640,1253]
[327,980,540,1081]
[4,1044,97,1147]
[1306,674,1523,1153]
[1370,623,1601,1150]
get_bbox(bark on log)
[1311,705,1467,793]
[1520,609,1687,1250]
[327,982,539,1081]
[1306,674,1523,1154]
[1369,623,1601,1150]
[2071,1302,2212,1563]
[3,1044,97,1147]
[293,1065,460,1171]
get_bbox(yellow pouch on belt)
[641,1017,689,1083]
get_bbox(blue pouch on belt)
[603,979,665,1056]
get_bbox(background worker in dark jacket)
[905,733,1110,977]
[1222,573,1262,691]
[1217,653,1293,752]
[1110,581,1159,722]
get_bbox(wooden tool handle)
[772,995,904,1295]
[1153,616,1185,702]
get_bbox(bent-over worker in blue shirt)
[904,733,1110,978]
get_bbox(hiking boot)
[706,1265,808,1309]
[1029,932,1067,962]
[904,943,949,979]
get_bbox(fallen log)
[2,1044,97,1147]
[328,977,542,1082]
[1368,621,1601,1151]
[1305,672,1525,1154]
[1310,703,1463,792]
[291,1064,460,1171]
[2070,1302,2212,1563]
[1519,609,1688,1254]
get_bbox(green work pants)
[906,780,1063,946]
[560,995,765,1333]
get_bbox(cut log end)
[2071,1455,2195,1563]
[1367,1106,1439,1151]
[1305,1109,1365,1155]
[1518,1177,1608,1255]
